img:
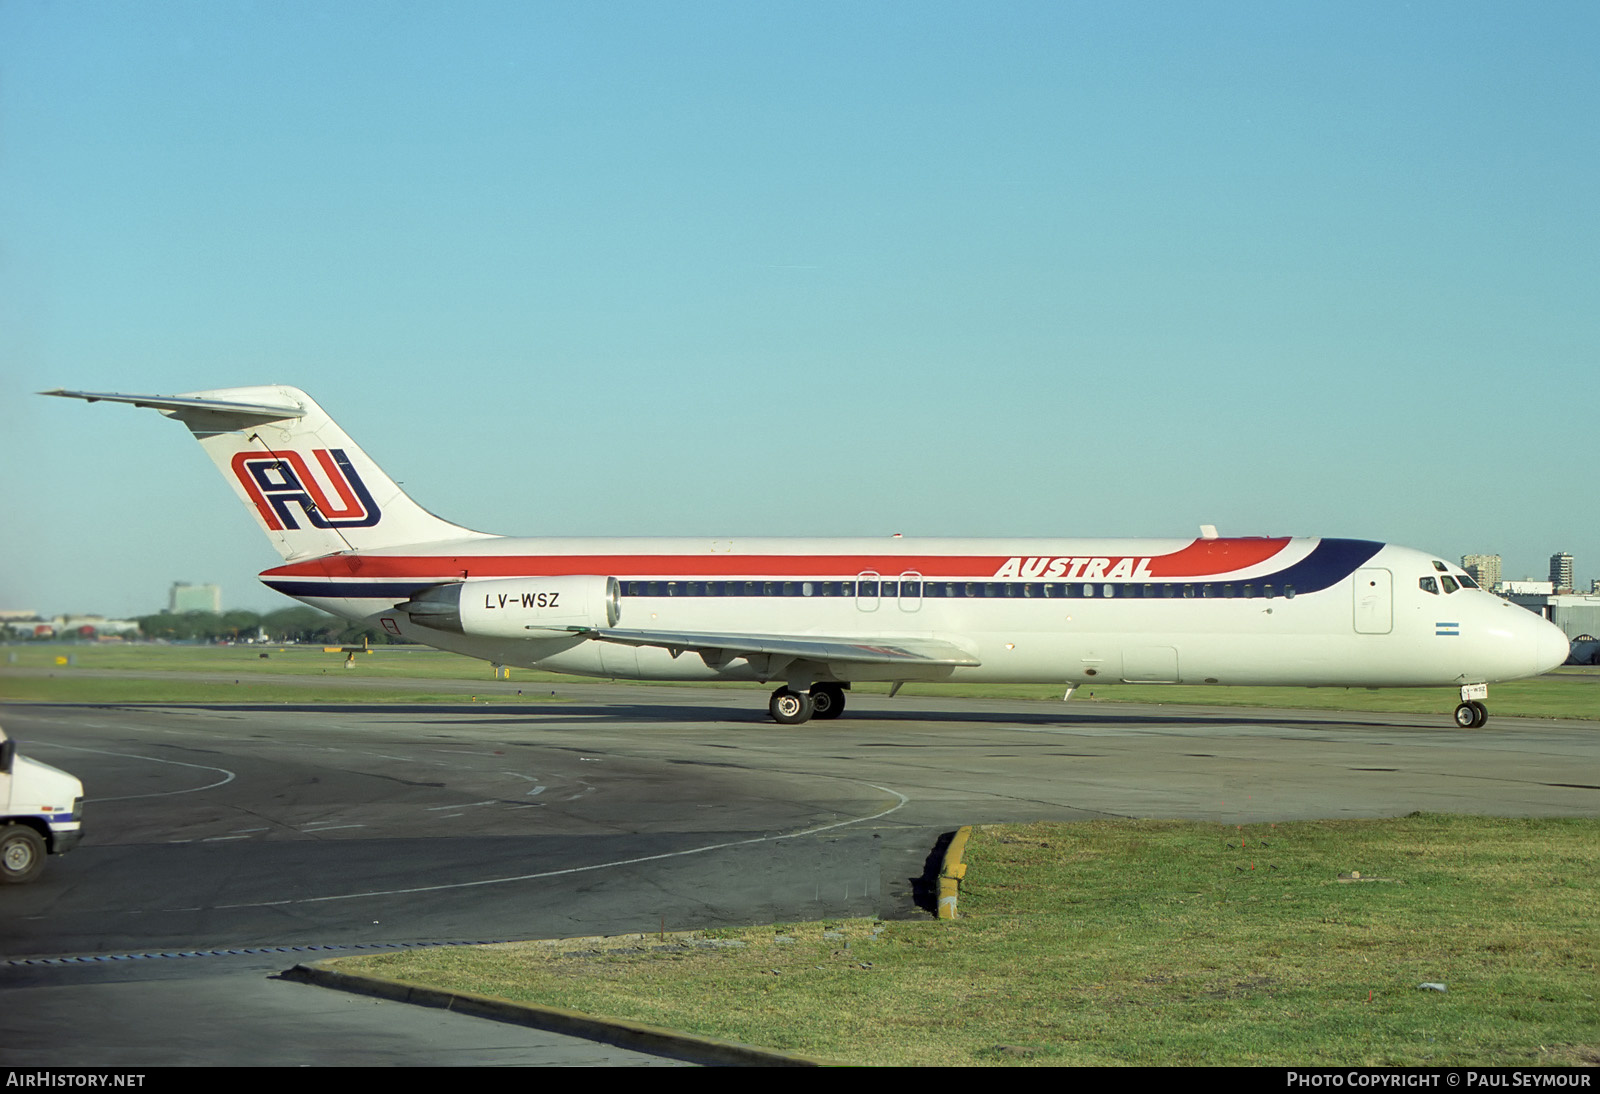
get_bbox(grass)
[0,643,564,704]
[1,642,1595,719]
[333,816,1600,1066]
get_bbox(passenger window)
[1441,576,1459,594]
[1420,577,1439,594]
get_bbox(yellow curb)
[937,825,973,919]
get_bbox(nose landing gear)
[1454,683,1490,728]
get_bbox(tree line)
[131,607,397,645]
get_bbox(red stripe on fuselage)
[261,538,1293,582]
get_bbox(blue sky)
[3,1,1595,616]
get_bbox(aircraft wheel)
[0,824,45,885]
[1453,702,1482,729]
[809,684,846,720]
[1469,700,1488,727]
[770,687,815,725]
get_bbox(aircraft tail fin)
[43,385,493,560]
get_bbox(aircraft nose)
[1536,619,1572,674]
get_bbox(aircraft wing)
[578,627,981,668]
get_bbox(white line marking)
[27,741,236,801]
[215,784,909,909]
[502,773,547,796]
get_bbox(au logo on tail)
[230,449,382,530]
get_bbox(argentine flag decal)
[1436,622,1460,637]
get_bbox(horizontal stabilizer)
[582,627,981,667]
[41,388,305,430]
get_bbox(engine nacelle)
[398,576,621,639]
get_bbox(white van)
[0,725,84,883]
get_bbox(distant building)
[1,614,139,639]
[170,582,221,614]
[1549,553,1575,594]
[1502,580,1555,596]
[1462,554,1502,592]
[59,615,140,638]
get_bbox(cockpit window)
[1457,573,1479,589]
[1420,577,1439,594]
[1441,575,1460,594]
[1432,561,1448,573]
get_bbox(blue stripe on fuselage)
[1255,538,1384,594]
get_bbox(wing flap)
[583,627,981,667]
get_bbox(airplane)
[46,385,1571,728]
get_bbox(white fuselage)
[262,534,1569,690]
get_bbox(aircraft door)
[856,571,880,613]
[1353,568,1393,634]
[898,571,923,613]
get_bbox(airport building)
[1,614,140,639]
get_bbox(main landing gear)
[768,684,846,725]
